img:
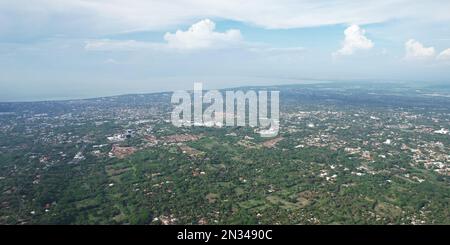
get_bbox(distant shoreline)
[0,79,331,103]
[0,79,447,104]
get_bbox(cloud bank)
[85,19,242,51]
[2,0,450,38]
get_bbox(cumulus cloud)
[437,48,450,60]
[404,39,435,60]
[163,19,242,50]
[333,25,374,57]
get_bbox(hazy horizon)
[2,78,449,103]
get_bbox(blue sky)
[1,0,450,101]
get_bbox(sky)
[1,0,450,101]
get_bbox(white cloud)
[163,19,242,50]
[3,0,450,37]
[85,39,162,51]
[404,39,435,60]
[333,25,374,57]
[249,46,305,54]
[85,19,242,51]
[437,48,450,60]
